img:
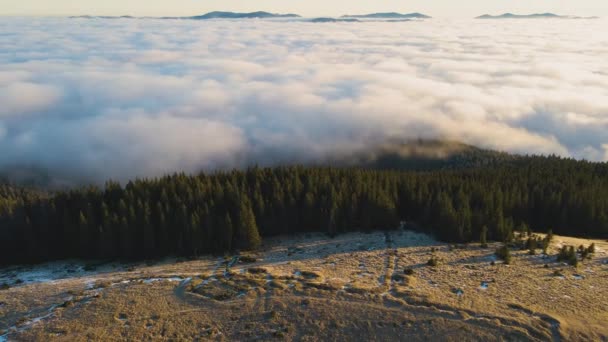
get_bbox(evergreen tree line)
[0,156,607,265]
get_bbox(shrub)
[0,283,9,290]
[300,271,321,279]
[239,255,257,263]
[84,264,97,272]
[59,300,74,308]
[427,256,439,267]
[392,274,406,282]
[403,268,415,276]
[247,267,267,274]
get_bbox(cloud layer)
[1,17,607,183]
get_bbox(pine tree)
[78,211,89,257]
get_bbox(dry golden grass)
[1,231,607,341]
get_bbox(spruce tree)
[236,198,261,250]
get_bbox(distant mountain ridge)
[476,13,599,19]
[187,11,300,19]
[70,11,432,20]
[339,140,520,171]
[71,11,301,20]
[310,18,361,23]
[342,12,431,19]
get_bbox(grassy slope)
[1,231,606,341]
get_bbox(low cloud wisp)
[1,18,607,183]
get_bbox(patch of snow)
[142,277,183,284]
[479,282,489,290]
[201,277,217,285]
[573,274,584,280]
[0,261,124,287]
[356,272,373,278]
[179,278,192,286]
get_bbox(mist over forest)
[1,18,607,185]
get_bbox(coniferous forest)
[1,154,608,265]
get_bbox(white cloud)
[0,17,607,183]
[0,82,63,118]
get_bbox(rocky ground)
[1,231,607,341]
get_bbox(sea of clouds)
[0,17,607,183]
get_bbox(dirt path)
[507,303,562,342]
[172,277,192,302]
[381,230,400,295]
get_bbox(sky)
[0,0,607,17]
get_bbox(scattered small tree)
[542,230,553,254]
[519,223,532,238]
[427,256,439,267]
[557,245,577,266]
[577,245,585,254]
[480,226,488,248]
[546,229,554,243]
[495,245,512,264]
[527,237,537,255]
[580,243,596,260]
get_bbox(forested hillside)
[351,140,519,170]
[1,154,607,265]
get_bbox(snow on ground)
[0,260,129,287]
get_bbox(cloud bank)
[0,17,607,183]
